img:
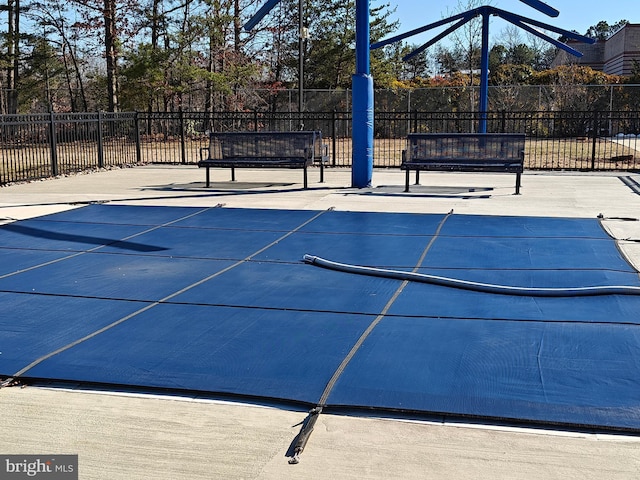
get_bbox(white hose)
[303,254,640,297]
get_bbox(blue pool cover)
[1,204,640,432]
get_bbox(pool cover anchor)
[0,376,19,388]
[288,406,323,464]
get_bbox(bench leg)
[205,167,210,188]
[303,166,308,189]
[231,167,236,182]
[404,168,410,192]
[415,170,420,185]
[319,162,324,183]
[515,173,522,195]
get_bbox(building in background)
[553,24,640,75]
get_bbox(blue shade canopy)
[371,5,595,133]
[520,0,559,17]
[371,6,594,57]
[243,0,280,31]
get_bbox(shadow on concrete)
[345,184,495,199]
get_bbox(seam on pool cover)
[286,210,455,462]
[317,209,454,407]
[536,332,548,402]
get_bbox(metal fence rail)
[136,110,640,171]
[2,110,640,186]
[0,112,139,184]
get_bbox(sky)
[385,0,636,43]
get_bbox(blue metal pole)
[355,0,369,76]
[351,0,373,188]
[478,10,490,133]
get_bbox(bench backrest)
[406,133,525,163]
[207,131,323,161]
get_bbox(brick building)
[552,23,640,75]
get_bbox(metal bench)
[401,133,525,194]
[198,131,328,189]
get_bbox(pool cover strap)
[288,210,454,463]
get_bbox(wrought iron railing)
[2,110,639,185]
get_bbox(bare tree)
[445,0,486,78]
[69,0,140,111]
[4,0,21,113]
[28,0,90,111]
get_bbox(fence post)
[254,110,259,132]
[48,111,58,176]
[179,108,186,164]
[331,109,337,166]
[591,110,598,170]
[97,111,105,168]
[412,109,418,133]
[501,110,507,133]
[134,112,142,163]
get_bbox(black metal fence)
[0,112,139,185]
[2,110,640,185]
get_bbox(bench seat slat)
[199,158,311,168]
[402,163,523,172]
